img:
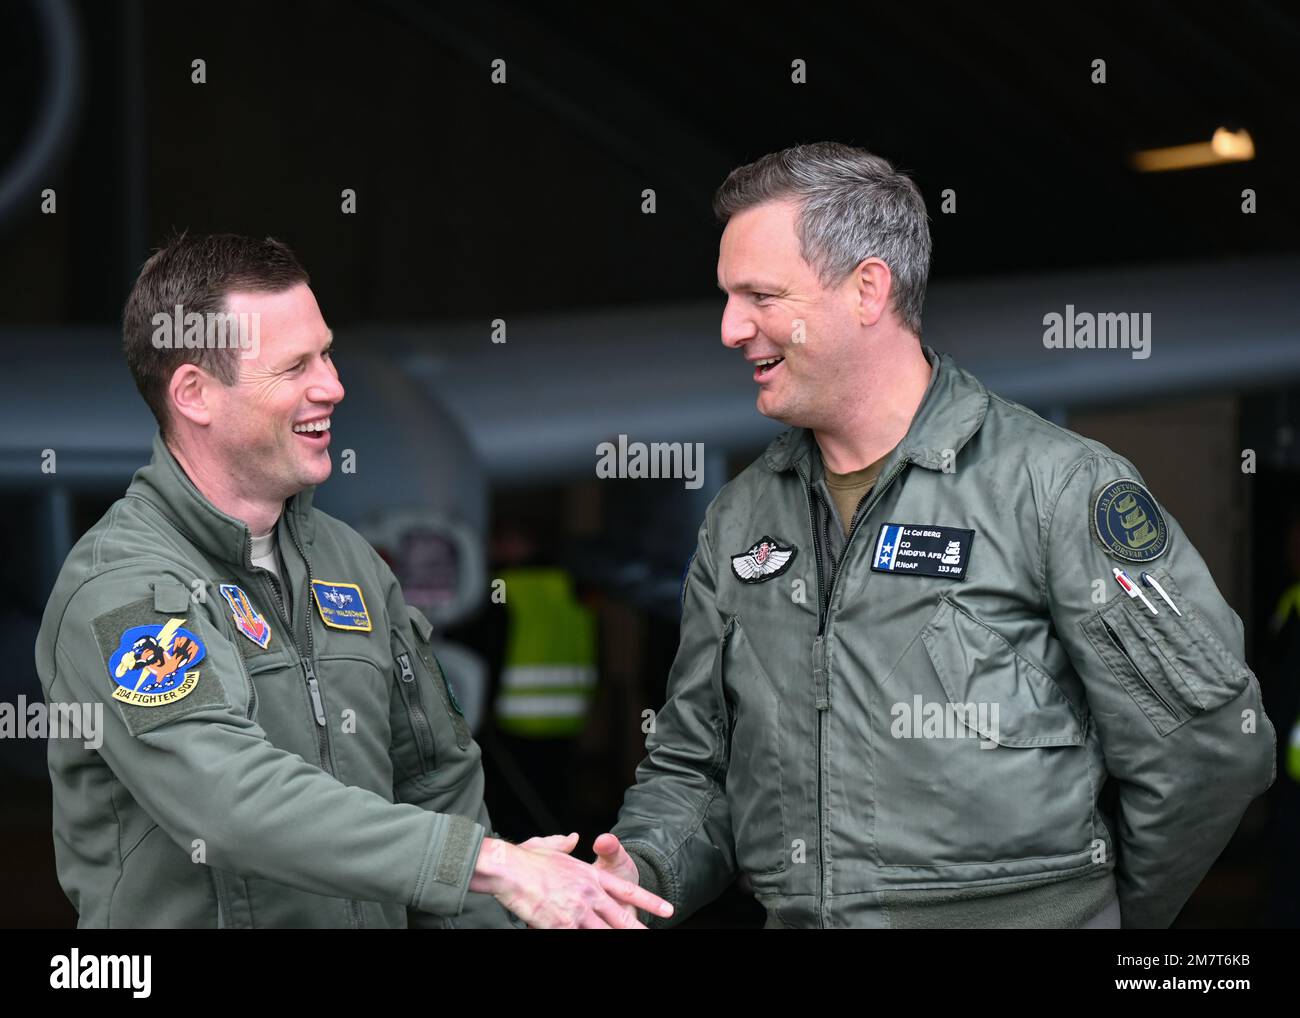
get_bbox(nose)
[720,294,758,349]
[308,355,345,407]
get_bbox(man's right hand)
[470,835,673,929]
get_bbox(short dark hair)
[713,142,932,336]
[122,232,310,434]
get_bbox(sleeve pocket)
[1125,567,1252,712]
[1080,574,1251,737]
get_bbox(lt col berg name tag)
[871,523,974,580]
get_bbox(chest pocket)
[921,596,1086,747]
[390,606,471,778]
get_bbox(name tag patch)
[871,523,974,580]
[310,580,373,632]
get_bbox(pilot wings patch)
[730,536,797,583]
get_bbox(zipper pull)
[397,653,415,683]
[812,634,830,711]
[302,657,327,727]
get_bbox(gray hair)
[713,142,932,336]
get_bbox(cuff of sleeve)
[410,813,486,917]
[624,844,677,929]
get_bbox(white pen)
[1140,571,1183,616]
[1112,567,1158,615]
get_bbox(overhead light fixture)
[1130,127,1255,172]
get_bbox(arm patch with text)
[91,596,229,737]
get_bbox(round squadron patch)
[731,536,797,583]
[106,618,207,706]
[1091,478,1169,563]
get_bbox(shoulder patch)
[92,598,228,736]
[1091,477,1169,563]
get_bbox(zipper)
[800,476,827,633]
[284,512,364,930]
[1102,618,1181,720]
[796,466,829,927]
[823,459,908,631]
[796,455,910,929]
[302,657,327,726]
[396,648,437,767]
[283,514,333,770]
[245,522,365,930]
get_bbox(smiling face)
[200,283,344,503]
[717,198,862,429]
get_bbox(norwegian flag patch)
[731,536,797,583]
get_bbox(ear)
[168,362,216,428]
[853,257,893,327]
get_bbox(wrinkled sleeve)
[1043,455,1275,928]
[612,517,738,926]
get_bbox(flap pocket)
[1082,571,1251,737]
[1113,568,1251,712]
[920,596,1084,747]
[1082,603,1188,736]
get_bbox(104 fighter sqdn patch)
[106,618,206,706]
[872,523,974,580]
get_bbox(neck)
[166,434,284,537]
[813,338,931,474]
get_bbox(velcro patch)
[91,598,229,736]
[871,523,974,580]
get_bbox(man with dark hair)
[35,232,672,929]
[594,142,1275,929]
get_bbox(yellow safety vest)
[494,568,597,737]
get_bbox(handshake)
[469,831,672,929]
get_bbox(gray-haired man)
[591,142,1274,928]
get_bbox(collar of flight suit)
[125,429,318,570]
[761,344,990,478]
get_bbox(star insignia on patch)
[731,536,797,583]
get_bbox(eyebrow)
[718,281,778,294]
